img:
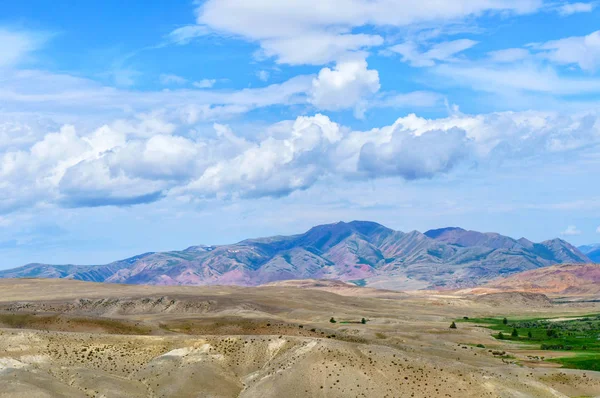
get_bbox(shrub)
[330,317,336,324]
[449,322,457,329]
[528,331,533,339]
[498,332,505,339]
[511,328,518,338]
[361,318,367,324]
[503,318,508,325]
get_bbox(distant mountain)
[481,263,600,296]
[579,244,600,263]
[0,221,591,290]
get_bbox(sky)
[0,0,600,267]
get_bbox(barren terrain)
[1,278,600,397]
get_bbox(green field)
[459,314,600,371]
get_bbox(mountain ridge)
[0,221,591,290]
[579,244,600,263]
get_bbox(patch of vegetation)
[550,353,600,371]
[459,314,600,372]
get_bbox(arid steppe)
[1,278,600,398]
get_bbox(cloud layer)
[2,108,599,213]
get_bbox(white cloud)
[259,33,383,65]
[309,58,380,117]
[180,114,342,199]
[257,70,270,81]
[167,25,210,45]
[434,62,600,95]
[556,2,595,15]
[358,127,470,179]
[561,225,582,236]
[160,74,187,85]
[0,68,314,121]
[389,39,478,67]
[193,79,217,89]
[3,108,600,212]
[597,226,600,233]
[182,0,540,65]
[534,30,600,72]
[487,48,530,63]
[0,28,46,68]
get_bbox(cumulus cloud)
[533,30,600,72]
[562,225,582,236]
[2,109,600,212]
[309,58,380,117]
[389,39,478,67]
[358,127,470,179]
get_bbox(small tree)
[528,331,533,339]
[502,318,508,325]
[449,322,457,329]
[498,332,505,340]
[330,317,336,323]
[511,328,518,338]
[361,318,367,324]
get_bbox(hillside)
[0,221,590,290]
[481,263,600,295]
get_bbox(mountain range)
[0,221,591,290]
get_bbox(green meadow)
[459,314,600,371]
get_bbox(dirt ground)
[1,278,600,398]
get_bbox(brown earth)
[471,263,600,297]
[1,278,600,397]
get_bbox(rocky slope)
[0,221,590,289]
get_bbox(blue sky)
[1,0,600,267]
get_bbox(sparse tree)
[449,322,457,329]
[511,328,518,338]
[361,318,367,324]
[528,331,533,339]
[330,317,336,323]
[503,318,508,325]
[498,332,505,340]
